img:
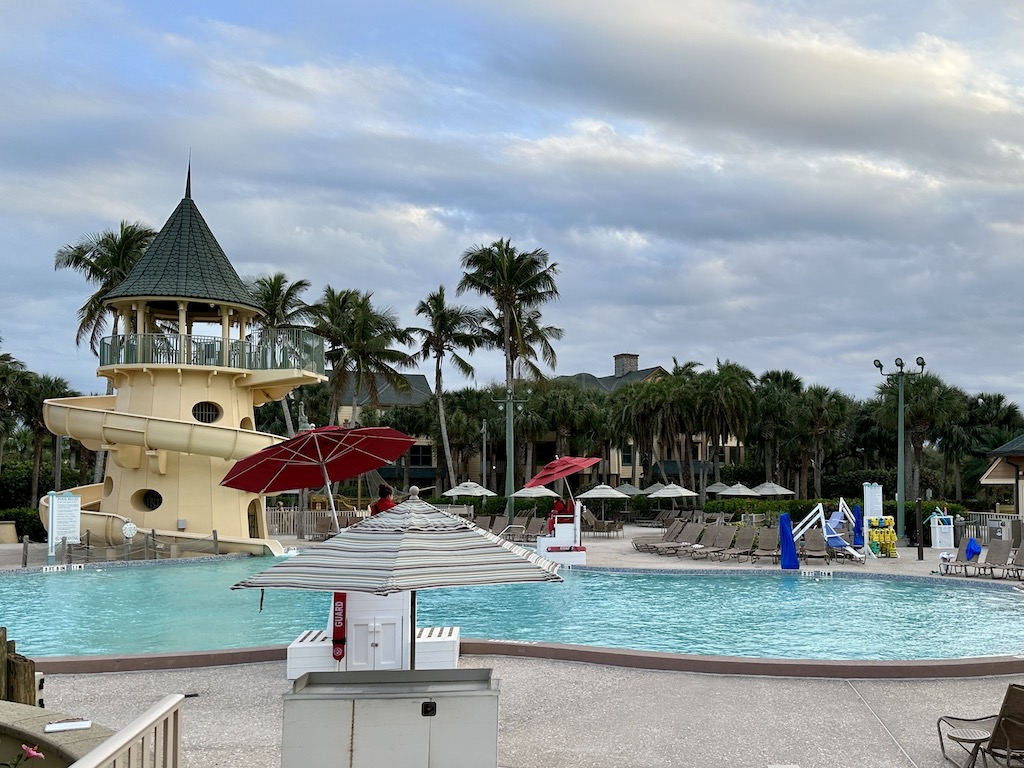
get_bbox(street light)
[496,387,530,525]
[873,356,926,542]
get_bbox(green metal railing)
[98,328,325,375]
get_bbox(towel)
[965,537,982,560]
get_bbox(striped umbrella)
[232,494,562,667]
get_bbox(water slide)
[41,395,286,555]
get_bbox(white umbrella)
[718,483,762,497]
[752,482,795,497]
[442,481,497,498]
[576,484,630,519]
[614,482,645,496]
[642,482,666,495]
[705,481,731,494]
[510,486,560,498]
[647,483,699,499]
[232,493,562,668]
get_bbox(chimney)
[614,353,639,377]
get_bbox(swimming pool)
[1,558,1021,660]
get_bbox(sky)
[3,1,1024,405]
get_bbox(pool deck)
[4,527,1023,768]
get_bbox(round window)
[131,489,163,512]
[192,401,222,424]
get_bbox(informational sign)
[863,482,883,519]
[49,491,82,545]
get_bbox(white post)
[46,490,56,565]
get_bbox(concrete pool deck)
[4,526,1024,767]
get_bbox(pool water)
[0,558,1021,660]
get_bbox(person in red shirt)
[370,483,397,515]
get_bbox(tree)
[694,360,755,499]
[457,239,560,390]
[801,384,852,498]
[248,272,313,436]
[309,287,415,426]
[54,220,157,354]
[410,286,483,489]
[18,372,78,506]
[0,340,27,475]
[752,370,803,485]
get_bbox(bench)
[286,626,461,679]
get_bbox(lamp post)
[481,419,487,490]
[873,356,926,543]
[496,387,530,524]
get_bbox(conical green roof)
[104,180,260,312]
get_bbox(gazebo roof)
[104,171,261,313]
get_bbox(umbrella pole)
[321,466,340,531]
[410,590,417,670]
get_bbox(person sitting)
[370,483,397,516]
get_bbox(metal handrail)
[70,694,184,768]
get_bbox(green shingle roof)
[989,433,1024,457]
[557,366,666,393]
[104,183,260,312]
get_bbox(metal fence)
[51,529,222,564]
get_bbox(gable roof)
[989,433,1024,457]
[337,373,434,408]
[104,176,261,312]
[557,366,666,393]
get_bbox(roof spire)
[185,155,192,199]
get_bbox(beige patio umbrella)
[718,483,762,497]
[510,486,560,498]
[752,482,795,497]
[232,493,562,668]
[442,481,497,497]
[576,484,629,519]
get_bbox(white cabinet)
[281,669,500,768]
[347,613,404,672]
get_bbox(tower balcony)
[98,328,326,376]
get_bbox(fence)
[70,694,183,768]
[0,627,35,706]
[49,530,222,565]
[264,504,475,536]
[960,511,1023,547]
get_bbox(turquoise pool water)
[0,558,1021,660]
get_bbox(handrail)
[70,693,184,768]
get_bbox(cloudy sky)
[3,1,1024,405]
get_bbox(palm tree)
[802,384,853,498]
[54,220,157,354]
[410,286,483,489]
[457,239,560,390]
[18,372,78,506]
[248,272,313,436]
[309,287,415,426]
[0,341,27,475]
[694,360,755,498]
[752,370,803,484]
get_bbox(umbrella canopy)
[752,482,795,497]
[232,497,562,594]
[221,425,415,527]
[778,512,800,570]
[524,456,600,488]
[614,482,645,496]
[510,486,560,499]
[441,481,497,498]
[718,483,762,497]
[705,481,731,494]
[642,482,666,495]
[577,484,630,500]
[646,483,699,499]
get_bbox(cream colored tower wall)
[102,366,263,538]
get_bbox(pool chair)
[975,539,1014,579]
[635,508,672,528]
[474,515,493,532]
[1002,546,1024,581]
[674,523,717,558]
[800,528,830,565]
[582,508,623,537]
[691,524,736,560]
[943,538,982,576]
[750,526,780,564]
[523,516,545,541]
[653,521,705,556]
[310,517,336,541]
[714,524,758,562]
[938,683,1024,768]
[632,520,685,552]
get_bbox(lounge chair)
[649,522,705,556]
[523,517,545,541]
[939,683,1024,768]
[801,528,830,565]
[635,509,672,528]
[1002,546,1024,581]
[750,526,780,564]
[673,523,714,558]
[943,538,981,576]
[310,517,335,541]
[582,508,623,537]
[474,515,493,532]
[975,539,1014,579]
[714,525,759,562]
[692,525,736,560]
[632,520,684,552]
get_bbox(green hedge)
[0,507,47,542]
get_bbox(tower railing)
[98,328,325,375]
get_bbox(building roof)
[337,373,434,408]
[988,433,1024,457]
[557,366,666,393]
[104,173,261,312]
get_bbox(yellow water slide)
[40,395,285,555]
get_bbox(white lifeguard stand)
[534,502,587,566]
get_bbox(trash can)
[930,514,954,550]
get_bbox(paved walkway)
[4,527,1022,768]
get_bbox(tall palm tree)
[694,360,755,497]
[457,239,560,389]
[752,370,803,484]
[18,372,78,506]
[0,341,27,475]
[309,287,414,426]
[410,286,483,489]
[54,220,157,354]
[802,384,853,498]
[248,272,313,436]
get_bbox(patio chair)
[943,538,982,576]
[474,515,493,532]
[635,509,672,528]
[632,519,685,552]
[939,683,1024,768]
[692,525,736,560]
[673,523,715,558]
[650,521,704,556]
[582,508,622,537]
[714,525,759,562]
[975,539,1014,579]
[800,528,830,565]
[750,526,780,564]
[523,517,545,541]
[1002,546,1024,581]
[310,517,334,541]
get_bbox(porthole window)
[192,401,222,424]
[131,489,163,512]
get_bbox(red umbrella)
[524,456,600,488]
[221,426,415,528]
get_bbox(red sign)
[331,592,347,660]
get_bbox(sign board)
[47,491,81,561]
[862,483,883,519]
